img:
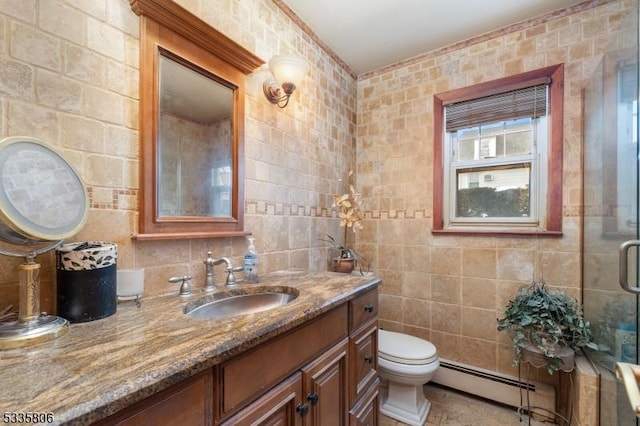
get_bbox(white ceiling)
[280,0,587,75]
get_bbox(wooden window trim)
[432,64,564,236]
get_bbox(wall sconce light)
[263,55,309,108]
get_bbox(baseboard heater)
[431,359,556,414]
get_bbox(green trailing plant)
[497,280,593,374]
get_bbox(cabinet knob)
[296,403,309,417]
[364,354,374,364]
[307,392,319,405]
[364,304,374,313]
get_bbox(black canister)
[56,241,118,323]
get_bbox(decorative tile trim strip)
[246,200,581,220]
[87,187,138,210]
[246,200,336,218]
[87,194,580,219]
[245,200,431,220]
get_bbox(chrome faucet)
[203,251,243,289]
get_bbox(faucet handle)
[168,275,192,296]
[225,266,244,287]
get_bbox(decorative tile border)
[245,199,581,220]
[245,199,431,220]
[87,187,138,210]
[87,193,580,219]
[246,200,336,218]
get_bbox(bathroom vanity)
[0,271,379,425]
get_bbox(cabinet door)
[301,338,349,426]
[222,372,303,426]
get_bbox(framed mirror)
[131,0,263,239]
[157,52,234,219]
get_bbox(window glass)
[456,163,531,218]
[448,116,540,224]
[453,119,533,163]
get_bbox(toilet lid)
[378,329,438,365]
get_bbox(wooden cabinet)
[94,286,379,426]
[219,305,348,419]
[224,337,350,426]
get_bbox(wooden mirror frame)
[131,0,263,240]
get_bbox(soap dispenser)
[244,237,259,283]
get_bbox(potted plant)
[497,280,593,374]
[323,171,367,274]
[321,234,361,273]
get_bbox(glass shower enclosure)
[583,1,640,424]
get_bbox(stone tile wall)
[355,0,634,395]
[0,0,355,309]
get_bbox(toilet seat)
[379,329,437,365]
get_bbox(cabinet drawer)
[220,304,348,417]
[349,322,378,407]
[349,288,378,332]
[96,369,213,426]
[349,378,380,426]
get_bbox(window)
[433,64,564,235]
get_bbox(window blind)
[445,83,549,131]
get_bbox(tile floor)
[379,384,541,426]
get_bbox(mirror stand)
[0,136,89,349]
[0,242,69,349]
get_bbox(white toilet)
[377,329,439,426]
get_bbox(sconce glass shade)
[269,55,309,90]
[263,55,309,108]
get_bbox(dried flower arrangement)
[323,171,367,274]
[333,171,364,233]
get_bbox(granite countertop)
[0,270,380,425]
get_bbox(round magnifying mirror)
[0,136,88,245]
